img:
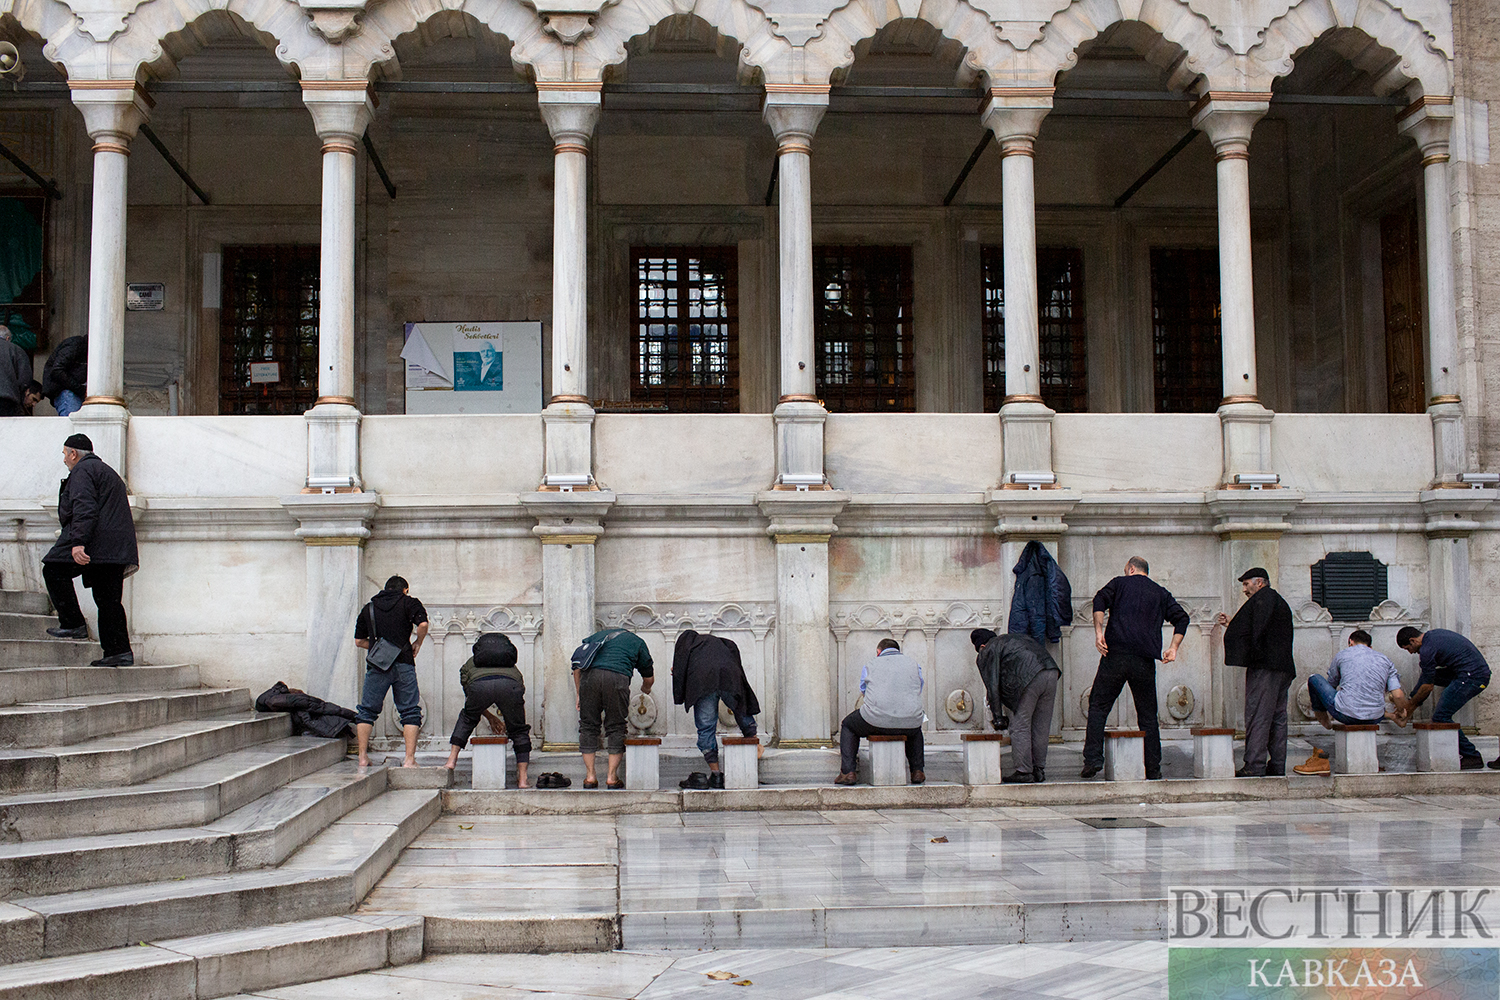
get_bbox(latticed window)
[631,247,738,412]
[1151,247,1222,413]
[219,246,320,415]
[814,246,914,412]
[982,246,1088,412]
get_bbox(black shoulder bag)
[364,604,402,673]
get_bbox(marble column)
[538,84,602,488]
[763,87,829,489]
[1192,95,1275,486]
[302,85,374,491]
[281,493,382,709]
[1399,98,1468,484]
[1421,491,1492,730]
[525,493,615,748]
[982,90,1056,484]
[69,83,151,475]
[758,493,846,745]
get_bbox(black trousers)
[1242,667,1292,776]
[450,675,531,762]
[43,560,129,656]
[1082,653,1161,775]
[578,668,632,755]
[839,709,924,775]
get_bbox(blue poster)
[453,342,503,391]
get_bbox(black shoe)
[1079,764,1101,779]
[536,773,557,788]
[1461,755,1485,771]
[1487,758,1500,770]
[679,771,709,789]
[47,625,88,639]
[1033,768,1044,784]
[91,653,134,667]
[910,770,925,785]
[708,772,725,789]
[1145,772,1163,780]
[1235,767,1265,778]
[1002,772,1031,784]
[553,773,571,788]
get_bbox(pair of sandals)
[534,772,572,789]
[582,778,626,789]
[679,771,726,790]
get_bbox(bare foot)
[402,759,419,769]
[444,763,456,770]
[756,743,765,759]
[517,782,530,789]
[357,757,370,768]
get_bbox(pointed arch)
[804,0,1009,88]
[356,0,551,83]
[1251,0,1449,97]
[568,0,787,85]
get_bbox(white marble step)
[0,615,55,641]
[0,761,388,896]
[0,663,200,707]
[0,640,94,670]
[0,712,294,793]
[0,688,250,747]
[0,735,346,841]
[0,595,48,617]
[3,788,440,960]
[0,913,423,1000]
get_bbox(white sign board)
[248,362,280,384]
[402,322,543,414]
[126,283,165,311]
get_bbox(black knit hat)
[970,628,997,650]
[63,433,92,451]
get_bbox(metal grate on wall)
[1151,246,1222,414]
[814,245,914,412]
[982,245,1088,413]
[631,247,739,412]
[219,245,320,415]
[1310,551,1389,622]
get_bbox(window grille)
[1310,552,1389,622]
[982,245,1088,412]
[631,247,739,413]
[0,193,48,350]
[814,246,914,412]
[1151,247,1222,413]
[219,246,320,415]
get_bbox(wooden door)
[1381,204,1425,413]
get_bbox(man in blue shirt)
[1081,556,1190,780]
[1396,626,1490,769]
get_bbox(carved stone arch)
[2,2,92,78]
[1250,0,1450,98]
[990,0,1229,93]
[91,0,325,83]
[355,0,551,84]
[571,0,785,86]
[804,0,1010,89]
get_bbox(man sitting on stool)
[835,638,925,786]
[1293,630,1409,775]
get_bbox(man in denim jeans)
[672,629,760,788]
[1293,630,1408,775]
[353,576,429,768]
[1397,626,1490,770]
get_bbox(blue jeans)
[54,389,82,417]
[356,661,423,727]
[1431,674,1489,759]
[693,692,756,764]
[1307,674,1385,727]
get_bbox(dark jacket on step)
[1007,540,1073,644]
[672,629,761,717]
[40,335,87,404]
[1223,585,1296,674]
[43,452,138,568]
[255,682,358,739]
[976,633,1060,727]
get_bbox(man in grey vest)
[835,638,925,785]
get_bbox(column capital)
[302,83,374,149]
[1397,95,1455,162]
[980,88,1053,150]
[1190,92,1272,158]
[280,491,382,541]
[523,490,616,542]
[756,491,848,541]
[538,83,602,148]
[69,82,151,145]
[762,86,829,152]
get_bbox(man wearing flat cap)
[41,433,138,666]
[1216,567,1295,776]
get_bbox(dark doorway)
[1380,202,1426,414]
[219,246,320,415]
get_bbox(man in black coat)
[971,628,1061,783]
[672,629,760,788]
[42,433,139,666]
[40,335,87,417]
[1217,567,1297,776]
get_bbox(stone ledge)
[419,913,619,954]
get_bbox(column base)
[1429,400,1468,486]
[304,402,363,492]
[1218,400,1274,488]
[999,399,1055,487]
[773,400,827,489]
[69,402,130,477]
[542,401,596,489]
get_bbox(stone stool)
[624,736,660,791]
[868,735,909,786]
[1191,727,1236,779]
[722,736,759,789]
[1415,721,1462,773]
[962,732,1009,785]
[1104,730,1146,781]
[1332,724,1379,775]
[470,735,508,790]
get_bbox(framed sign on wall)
[401,321,543,414]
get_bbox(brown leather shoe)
[910,770,926,785]
[834,772,857,785]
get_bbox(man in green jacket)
[574,628,654,789]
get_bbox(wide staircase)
[0,589,440,1000]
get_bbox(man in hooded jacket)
[672,629,761,788]
[970,628,1061,782]
[1216,567,1296,776]
[353,575,429,768]
[42,433,138,666]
